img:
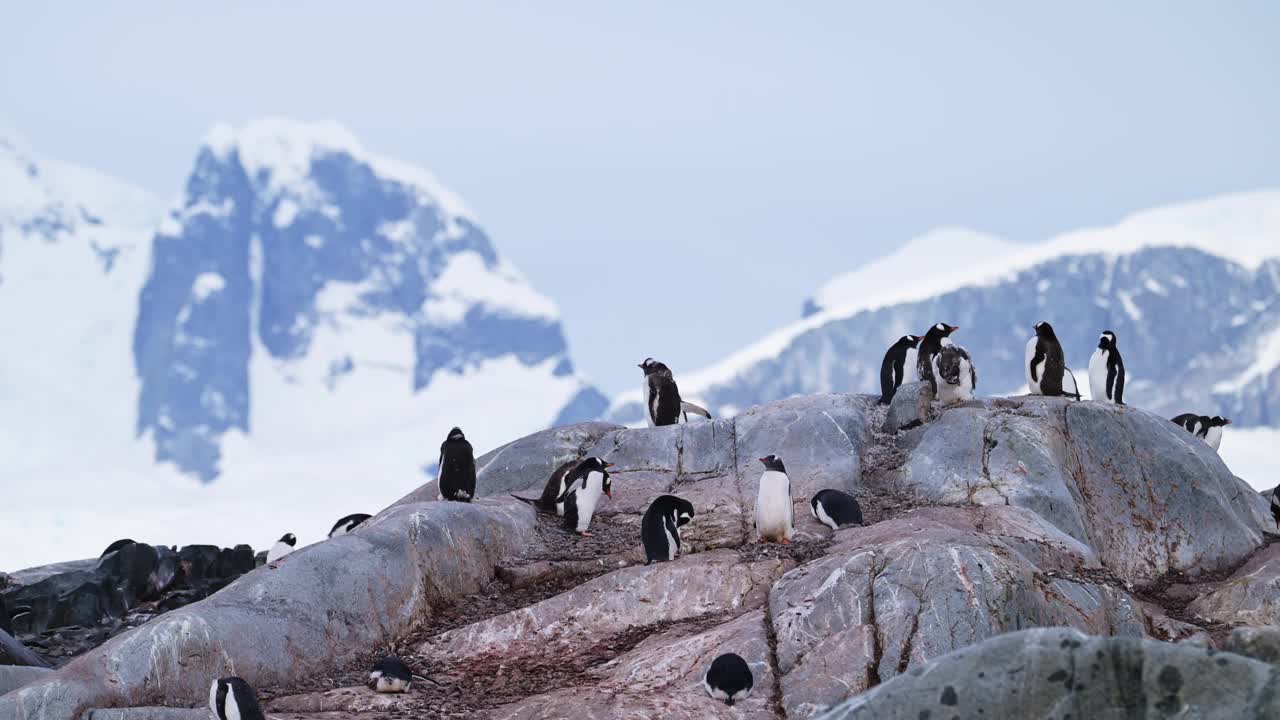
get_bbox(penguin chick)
[210,677,266,720]
[810,489,863,530]
[368,656,414,693]
[1088,330,1125,404]
[879,334,922,404]
[754,454,794,544]
[641,494,695,564]
[638,358,710,426]
[266,533,296,563]
[437,427,477,502]
[916,323,959,393]
[704,652,754,706]
[931,345,977,405]
[328,513,371,538]
[557,457,614,536]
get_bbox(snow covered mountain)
[1,121,605,569]
[608,191,1280,437]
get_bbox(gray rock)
[1187,544,1280,625]
[770,507,1144,718]
[881,381,932,432]
[0,499,535,719]
[85,709,209,720]
[0,666,51,697]
[1225,626,1280,667]
[887,397,1269,587]
[417,550,788,668]
[814,627,1280,719]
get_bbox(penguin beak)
[605,488,613,498]
[758,457,768,464]
[604,462,615,468]
[1225,419,1233,425]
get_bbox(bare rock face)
[813,627,1280,720]
[770,507,1144,718]
[0,499,535,719]
[1186,544,1280,625]
[886,397,1268,587]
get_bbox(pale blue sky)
[4,3,1278,394]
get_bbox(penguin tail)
[680,401,712,420]
[510,494,544,510]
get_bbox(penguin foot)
[780,537,791,545]
[578,531,594,537]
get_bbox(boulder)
[1186,544,1280,625]
[770,507,1143,718]
[84,710,209,720]
[0,499,535,719]
[0,665,52,696]
[881,381,932,432]
[813,627,1280,719]
[1225,626,1280,667]
[885,397,1269,587]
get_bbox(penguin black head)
[1034,321,1059,341]
[446,427,466,441]
[578,456,615,498]
[1209,416,1232,428]
[279,533,296,547]
[210,677,265,720]
[673,496,695,526]
[899,334,922,348]
[758,454,786,473]
[1098,331,1117,350]
[638,358,671,376]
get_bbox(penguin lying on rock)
[368,656,414,693]
[210,677,266,720]
[266,533,296,563]
[811,489,862,529]
[328,513,371,538]
[1171,413,1231,451]
[705,652,754,706]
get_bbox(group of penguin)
[879,320,1232,446]
[210,328,1239,717]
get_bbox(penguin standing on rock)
[641,494,695,564]
[879,335,922,404]
[516,459,579,516]
[638,358,712,427]
[266,533,296,563]
[1026,322,1080,398]
[916,323,959,393]
[368,656,414,693]
[931,345,977,405]
[704,652,754,706]
[557,457,614,536]
[754,454,794,545]
[210,677,266,720]
[437,427,476,502]
[1088,331,1126,404]
[810,489,863,530]
[1204,415,1231,451]
[328,513,371,538]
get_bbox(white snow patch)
[192,272,226,300]
[1117,291,1143,322]
[273,199,299,228]
[1212,324,1280,394]
[423,252,560,325]
[1143,278,1167,295]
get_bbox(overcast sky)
[4,3,1278,394]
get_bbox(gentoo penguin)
[328,513,371,538]
[1171,413,1230,449]
[754,454,794,545]
[931,345,977,405]
[916,323,959,393]
[515,459,579,516]
[1270,486,1280,530]
[1025,322,1080,398]
[100,539,136,557]
[557,457,614,536]
[209,677,266,720]
[265,533,296,563]
[436,427,477,502]
[810,489,863,530]
[1088,331,1126,405]
[367,656,414,693]
[879,334,922,404]
[1204,415,1232,451]
[704,652,754,706]
[638,358,711,427]
[641,494,696,564]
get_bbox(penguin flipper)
[680,401,712,420]
[1063,368,1082,400]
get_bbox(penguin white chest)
[664,517,681,560]
[572,471,606,532]
[642,380,655,427]
[1205,426,1224,451]
[902,347,918,385]
[266,541,293,564]
[1025,337,1044,394]
[754,471,793,542]
[1088,349,1109,402]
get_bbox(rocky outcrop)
[1186,544,1280,626]
[5,393,1277,719]
[813,627,1280,719]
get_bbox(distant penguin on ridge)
[641,494,695,564]
[557,457,614,536]
[638,358,711,427]
[1088,331,1126,404]
[879,334,922,404]
[210,677,266,720]
[810,489,863,530]
[266,533,296,563]
[1026,322,1080,398]
[1205,415,1231,451]
[367,656,414,693]
[916,323,959,393]
[1171,413,1230,450]
[328,513,371,538]
[754,454,794,544]
[704,652,754,706]
[1270,486,1280,530]
[437,427,477,502]
[931,344,977,405]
